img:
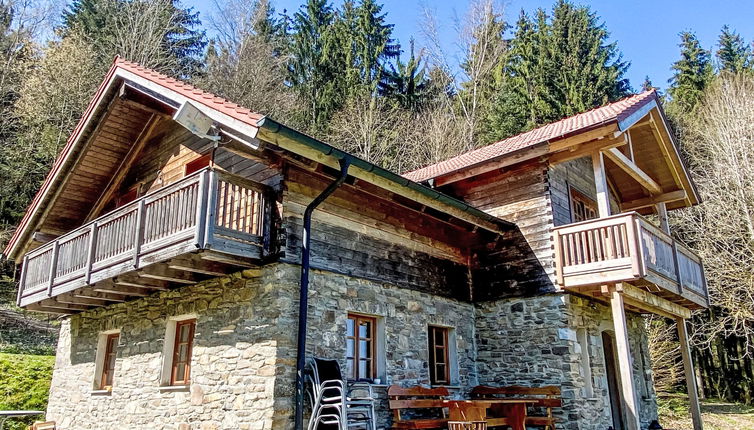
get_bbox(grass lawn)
[0,353,54,430]
[659,394,754,430]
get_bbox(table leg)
[497,404,526,430]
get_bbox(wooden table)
[442,399,532,430]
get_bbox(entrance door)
[602,331,625,430]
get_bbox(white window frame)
[160,314,198,387]
[93,328,121,392]
[577,328,594,398]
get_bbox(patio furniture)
[448,421,487,430]
[306,358,347,430]
[0,411,45,430]
[387,385,449,429]
[346,381,377,430]
[442,399,531,430]
[470,385,562,430]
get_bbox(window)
[185,153,212,176]
[577,328,594,398]
[346,314,376,380]
[100,333,119,390]
[93,330,120,392]
[170,319,196,385]
[428,326,450,385]
[570,187,598,223]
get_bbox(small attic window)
[185,153,212,176]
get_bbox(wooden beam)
[649,111,684,191]
[677,317,704,430]
[620,283,692,319]
[610,287,641,430]
[38,299,88,312]
[85,115,162,221]
[603,148,663,195]
[656,202,670,234]
[200,251,257,268]
[592,151,611,217]
[93,282,150,297]
[168,256,229,277]
[55,293,110,307]
[549,135,627,165]
[31,232,58,244]
[434,144,549,186]
[621,190,687,211]
[114,276,169,290]
[548,124,619,152]
[74,289,127,303]
[138,265,197,284]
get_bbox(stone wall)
[47,265,296,430]
[475,293,658,430]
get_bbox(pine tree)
[63,0,206,78]
[288,0,344,132]
[484,1,630,140]
[380,39,430,110]
[354,0,399,91]
[668,31,714,114]
[716,25,752,74]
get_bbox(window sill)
[90,389,112,396]
[159,385,190,393]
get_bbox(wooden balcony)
[17,168,274,314]
[553,212,709,310]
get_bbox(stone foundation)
[45,263,658,430]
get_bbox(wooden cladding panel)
[281,164,471,300]
[444,159,555,298]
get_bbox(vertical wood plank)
[133,201,145,268]
[677,317,704,430]
[85,223,98,284]
[17,255,29,306]
[204,171,219,249]
[592,151,611,217]
[194,170,209,248]
[553,229,564,286]
[656,202,670,235]
[47,241,60,297]
[610,288,640,430]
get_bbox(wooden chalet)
[3,58,706,430]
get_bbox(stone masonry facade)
[46,261,657,430]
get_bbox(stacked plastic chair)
[346,381,377,430]
[305,358,347,430]
[305,359,378,430]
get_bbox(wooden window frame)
[170,319,196,386]
[99,333,119,390]
[569,186,598,223]
[346,313,377,380]
[184,152,212,176]
[428,326,450,385]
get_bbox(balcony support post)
[133,200,146,268]
[592,151,611,217]
[610,286,641,430]
[17,255,28,306]
[677,317,704,430]
[194,170,209,249]
[203,171,219,249]
[656,202,670,234]
[47,241,60,298]
[85,223,98,284]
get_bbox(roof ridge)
[403,90,657,182]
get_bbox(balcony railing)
[17,168,273,309]
[552,212,709,309]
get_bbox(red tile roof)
[403,90,658,182]
[114,57,264,126]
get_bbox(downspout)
[294,157,351,430]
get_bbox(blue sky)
[186,0,754,92]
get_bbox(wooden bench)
[471,385,562,429]
[388,385,450,429]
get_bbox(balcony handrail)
[18,167,272,306]
[552,211,707,308]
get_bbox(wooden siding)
[280,164,473,301]
[443,158,555,298]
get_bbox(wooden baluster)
[672,241,684,294]
[553,230,564,286]
[85,223,98,284]
[262,191,273,256]
[47,241,60,297]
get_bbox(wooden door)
[602,331,625,430]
